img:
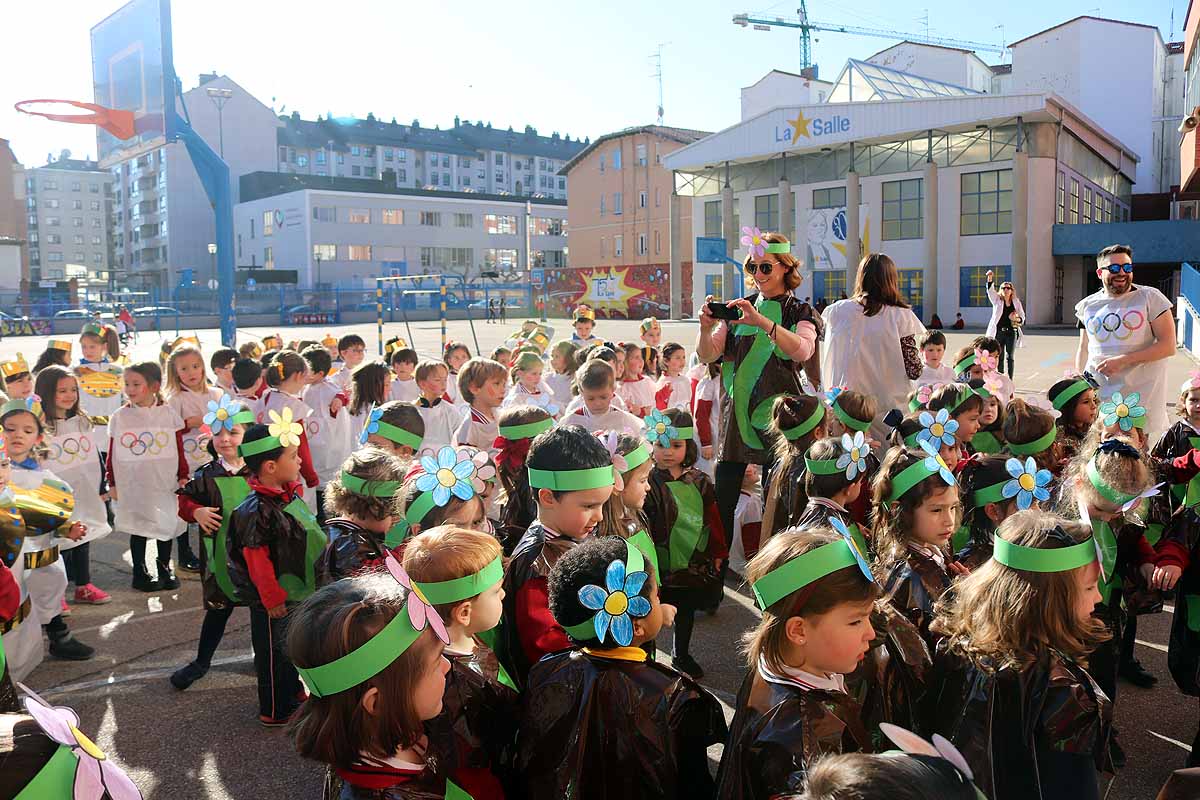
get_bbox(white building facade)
[25,156,112,286]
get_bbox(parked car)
[0,310,29,322]
[132,306,180,317]
[53,309,92,319]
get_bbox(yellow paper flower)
[267,408,304,448]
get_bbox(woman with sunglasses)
[695,230,823,541]
[1074,243,1176,439]
[821,252,927,444]
[985,270,1025,379]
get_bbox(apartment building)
[24,154,111,287]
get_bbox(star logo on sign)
[788,110,812,139]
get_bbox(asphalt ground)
[4,319,1199,799]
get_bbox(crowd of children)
[5,300,1200,800]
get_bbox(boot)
[157,560,180,590]
[47,629,95,661]
[170,661,209,690]
[132,565,160,593]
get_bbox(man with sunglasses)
[1075,243,1176,437]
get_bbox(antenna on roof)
[994,24,1006,63]
[650,43,669,125]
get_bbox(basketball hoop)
[14,99,136,140]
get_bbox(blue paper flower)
[577,557,652,646]
[359,406,384,445]
[1099,392,1146,432]
[836,432,868,481]
[645,408,678,447]
[829,517,875,584]
[1001,457,1052,510]
[917,408,959,448]
[918,440,956,486]
[824,386,846,406]
[415,447,478,506]
[203,395,244,433]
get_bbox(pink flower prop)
[982,373,1004,397]
[456,447,498,493]
[18,683,143,800]
[1183,370,1200,393]
[384,553,450,644]
[739,226,766,259]
[1026,395,1062,420]
[916,383,942,405]
[974,348,998,374]
[596,431,628,492]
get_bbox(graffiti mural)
[1,318,52,337]
[542,263,694,319]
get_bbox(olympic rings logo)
[1085,309,1145,343]
[120,431,170,456]
[47,436,94,465]
[183,436,208,455]
[307,420,320,437]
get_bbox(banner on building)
[543,264,693,319]
[805,205,872,273]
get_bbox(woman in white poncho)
[821,253,926,445]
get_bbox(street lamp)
[205,87,233,159]
[315,252,322,290]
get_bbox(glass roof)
[827,59,982,103]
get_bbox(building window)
[312,244,337,261]
[882,178,923,240]
[264,247,274,269]
[365,146,376,158]
[250,218,255,238]
[1069,179,1079,224]
[461,176,471,187]
[638,191,647,209]
[420,211,441,226]
[92,235,101,245]
[1104,196,1113,223]
[704,200,722,237]
[381,209,403,225]
[89,183,99,193]
[365,167,377,178]
[613,147,622,170]
[636,143,647,166]
[398,169,407,182]
[90,200,101,211]
[637,234,647,255]
[813,187,846,209]
[1056,172,1065,224]
[347,208,370,224]
[960,169,1012,235]
[398,150,407,162]
[347,245,373,261]
[312,206,336,222]
[599,154,606,172]
[528,217,565,236]
[72,200,83,210]
[43,199,60,209]
[93,253,103,265]
[654,229,661,255]
[613,192,623,215]
[960,265,1011,307]
[484,214,518,234]
[73,234,84,245]
[384,149,393,161]
[351,145,361,156]
[600,237,607,258]
[610,235,621,257]
[43,180,58,190]
[47,252,64,262]
[754,194,779,232]
[495,153,504,166]
[351,165,361,177]
[455,213,473,228]
[600,194,606,216]
[1082,187,1092,224]
[262,210,274,236]
[316,150,327,165]
[71,181,81,192]
[430,173,440,187]
[483,248,518,270]
[46,234,62,244]
[297,155,308,167]
[72,217,83,228]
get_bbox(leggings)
[661,586,707,660]
[715,461,751,552]
[996,328,1017,378]
[129,536,173,575]
[193,606,236,668]
[62,543,91,586]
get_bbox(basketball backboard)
[90,0,173,168]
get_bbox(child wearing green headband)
[644,408,725,679]
[718,527,878,798]
[1049,374,1099,462]
[762,394,829,541]
[795,437,873,557]
[824,389,876,442]
[499,425,615,686]
[1002,398,1065,476]
[404,526,516,798]
[315,448,407,585]
[872,444,963,643]
[358,400,425,464]
[520,535,726,799]
[494,406,554,554]
[926,511,1110,800]
[953,454,1044,569]
[926,382,983,461]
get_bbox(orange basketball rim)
[14,99,136,140]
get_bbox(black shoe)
[132,572,160,592]
[49,634,95,661]
[673,654,705,679]
[177,552,202,574]
[170,661,209,690]
[157,570,180,590]
[1119,658,1157,687]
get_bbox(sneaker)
[49,634,95,661]
[132,573,160,593]
[170,661,209,691]
[259,709,298,728]
[74,584,112,605]
[60,598,71,617]
[673,654,705,680]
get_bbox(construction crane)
[733,2,1006,74]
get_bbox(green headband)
[1052,380,1093,411]
[954,353,976,374]
[752,539,858,610]
[971,480,1010,507]
[239,435,287,457]
[340,472,402,498]
[622,443,651,472]
[831,399,871,433]
[804,455,845,475]
[1007,426,1057,456]
[1085,458,1139,506]
[948,385,987,413]
[782,402,826,441]
[764,242,791,254]
[528,464,615,491]
[371,419,424,451]
[405,492,439,528]
[296,597,427,697]
[886,455,949,503]
[14,744,77,800]
[993,534,1096,572]
[0,399,36,418]
[903,431,920,448]
[414,556,503,605]
[498,417,554,440]
[670,427,695,441]
[562,539,647,640]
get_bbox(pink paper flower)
[596,431,628,492]
[18,683,143,800]
[384,554,450,644]
[739,226,766,259]
[916,383,942,405]
[456,447,498,494]
[974,348,998,374]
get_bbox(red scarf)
[248,476,304,503]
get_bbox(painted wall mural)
[542,263,694,319]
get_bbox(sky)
[0,0,1189,167]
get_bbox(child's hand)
[702,445,714,460]
[108,488,118,502]
[99,492,110,502]
[660,603,677,628]
[194,506,222,534]
[948,560,970,577]
[1139,562,1156,587]
[178,478,188,488]
[267,603,288,619]
[184,415,204,430]
[330,397,344,416]
[1152,564,1182,590]
[66,522,87,541]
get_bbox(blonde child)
[74,321,124,435]
[643,407,725,679]
[761,394,828,540]
[171,393,255,690]
[405,526,518,799]
[443,341,472,408]
[414,359,465,457]
[871,443,962,641]
[717,526,878,797]
[257,350,319,500]
[616,342,655,418]
[389,348,420,403]
[545,340,578,410]
[926,512,1110,799]
[563,360,642,437]
[653,342,691,412]
[300,346,352,523]
[503,351,554,413]
[107,361,188,592]
[1050,374,1100,461]
[347,360,393,449]
[316,448,406,582]
[34,366,112,605]
[494,405,553,553]
[165,343,223,571]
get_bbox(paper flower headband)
[1002,456,1052,510]
[567,540,651,647]
[645,408,693,447]
[239,407,304,456]
[415,447,480,507]
[203,394,255,434]
[0,394,42,420]
[1182,369,1200,394]
[917,408,959,449]
[804,432,868,482]
[359,405,424,450]
[886,440,956,502]
[1100,392,1146,432]
[910,382,944,411]
[752,516,875,611]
